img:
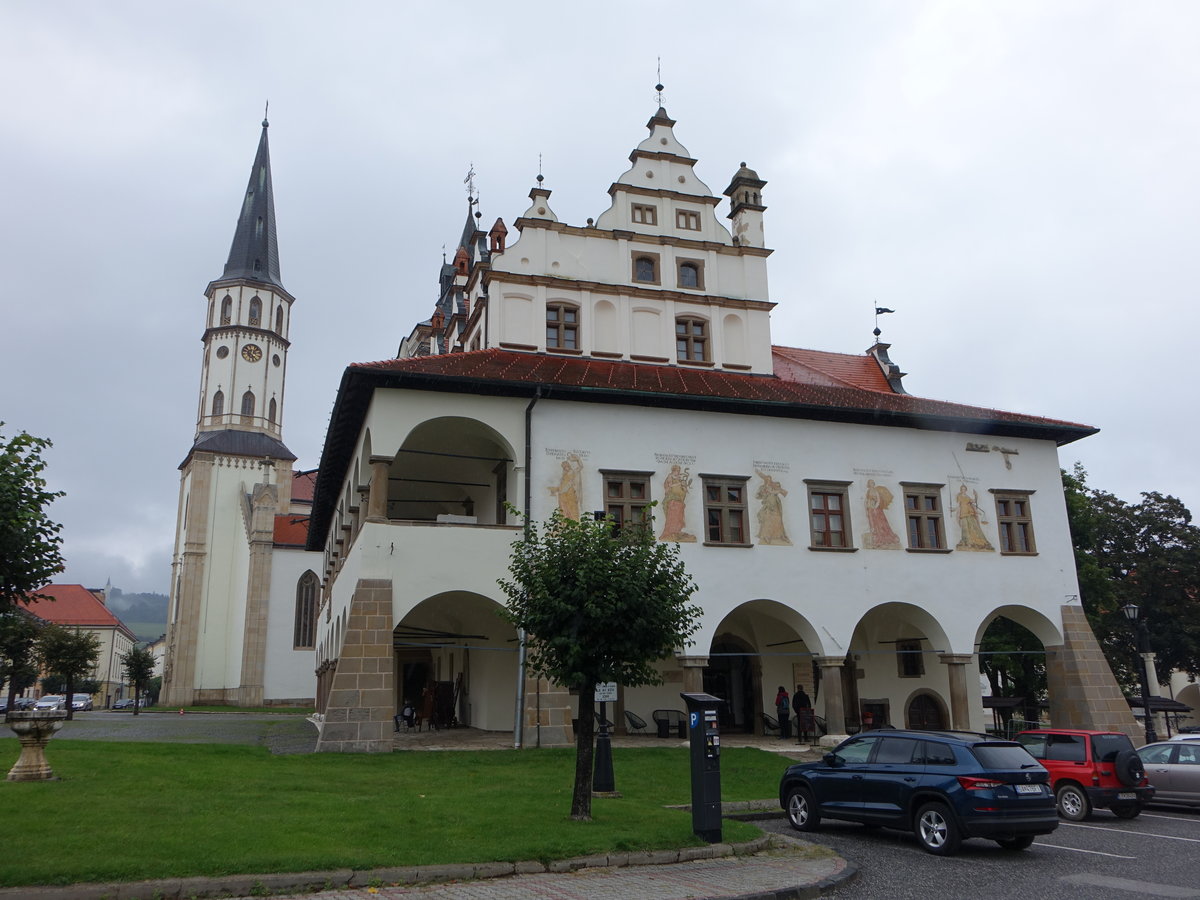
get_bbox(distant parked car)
[11,697,36,711]
[1016,729,1152,820]
[1138,741,1200,808]
[1168,733,1200,741]
[71,694,93,711]
[112,698,136,710]
[34,695,66,711]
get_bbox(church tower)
[162,117,299,708]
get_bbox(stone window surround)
[631,251,662,285]
[804,479,856,552]
[991,488,1038,555]
[701,474,750,547]
[900,482,949,553]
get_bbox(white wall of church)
[265,547,319,702]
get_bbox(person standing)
[793,684,812,742]
[774,685,791,739]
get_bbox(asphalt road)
[759,804,1200,899]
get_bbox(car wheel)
[995,835,1035,851]
[1111,804,1141,820]
[1114,749,1144,787]
[1056,783,1091,821]
[914,802,962,856]
[785,786,820,832]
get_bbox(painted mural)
[754,470,791,545]
[659,464,696,542]
[549,453,583,519]
[953,483,995,552]
[862,479,901,549]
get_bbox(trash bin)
[657,715,670,738]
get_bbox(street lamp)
[1120,602,1158,744]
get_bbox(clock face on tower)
[241,344,263,362]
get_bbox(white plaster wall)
[264,546,320,701]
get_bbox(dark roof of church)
[182,430,296,468]
[306,346,1096,549]
[217,119,284,289]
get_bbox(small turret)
[723,162,767,248]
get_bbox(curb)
[0,833,858,900]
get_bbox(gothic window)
[294,571,318,649]
[249,296,262,327]
[221,295,232,325]
[211,390,224,417]
[268,397,277,425]
[274,305,284,334]
[675,316,708,362]
[241,390,255,420]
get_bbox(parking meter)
[681,691,725,843]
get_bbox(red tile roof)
[24,584,135,638]
[771,345,894,391]
[274,514,311,548]
[291,469,317,503]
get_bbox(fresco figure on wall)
[549,453,583,519]
[659,464,696,542]
[862,479,901,549]
[954,483,995,551]
[755,470,791,545]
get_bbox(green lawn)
[0,740,782,887]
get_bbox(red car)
[1016,729,1153,820]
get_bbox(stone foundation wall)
[522,676,574,747]
[316,579,395,753]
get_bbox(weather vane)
[464,163,477,205]
[873,303,895,339]
[655,58,664,106]
[263,99,269,126]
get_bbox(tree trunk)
[132,679,140,716]
[571,682,596,820]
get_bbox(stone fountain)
[5,709,69,781]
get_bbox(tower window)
[221,295,232,325]
[241,390,255,421]
[546,303,579,351]
[249,296,262,327]
[675,209,701,231]
[211,390,224,417]
[274,305,284,334]
[268,397,278,425]
[631,253,660,284]
[254,258,262,272]
[256,216,263,239]
[675,316,708,362]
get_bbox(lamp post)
[1120,602,1158,744]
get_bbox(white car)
[34,695,66,710]
[1168,732,1200,741]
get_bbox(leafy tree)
[499,510,701,820]
[121,646,155,715]
[0,424,65,611]
[1063,464,1200,688]
[0,608,41,706]
[979,617,1045,729]
[37,625,99,720]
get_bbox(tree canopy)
[0,608,41,705]
[38,625,99,720]
[1064,464,1200,686]
[0,424,65,611]
[499,510,701,820]
[121,646,156,714]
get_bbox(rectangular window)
[702,476,749,545]
[631,203,657,225]
[993,490,1036,554]
[631,251,661,285]
[675,209,701,231]
[675,316,708,362]
[896,639,925,678]
[901,484,946,551]
[600,471,652,530]
[805,481,853,549]
[676,258,705,291]
[546,303,579,350]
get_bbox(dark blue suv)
[779,729,1058,855]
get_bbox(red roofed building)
[24,584,137,708]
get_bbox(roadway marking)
[1036,842,1135,858]
[1140,812,1200,822]
[1059,822,1200,844]
[1058,873,1200,897]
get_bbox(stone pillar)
[316,579,396,753]
[522,676,574,747]
[1045,604,1141,743]
[815,656,847,746]
[939,654,974,731]
[678,656,709,694]
[365,456,391,523]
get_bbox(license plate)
[1117,792,1135,800]
[1015,784,1042,794]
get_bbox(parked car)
[11,697,36,711]
[1016,729,1152,820]
[70,694,93,711]
[779,729,1058,855]
[112,698,136,710]
[34,695,66,711]
[1168,733,1200,741]
[1138,741,1200,807]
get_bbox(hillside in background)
[106,588,168,642]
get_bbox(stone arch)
[903,688,950,730]
[972,604,1063,649]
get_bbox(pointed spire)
[221,117,283,288]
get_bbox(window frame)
[991,489,1037,555]
[631,252,661,285]
[631,203,657,225]
[804,480,854,551]
[675,208,701,231]
[895,638,925,678]
[545,302,581,352]
[676,258,705,291]
[599,470,654,532]
[294,570,319,649]
[701,474,751,546]
[248,296,262,328]
[900,482,948,552]
[675,315,709,363]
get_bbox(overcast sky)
[2,1,1197,595]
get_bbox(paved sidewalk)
[5,835,853,900]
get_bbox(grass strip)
[0,740,781,887]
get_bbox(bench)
[652,708,687,738]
